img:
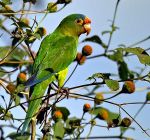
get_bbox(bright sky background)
[0,0,150,139]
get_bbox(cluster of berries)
[76,45,93,65]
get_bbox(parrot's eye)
[76,19,83,25]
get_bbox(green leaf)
[34,33,41,40]
[14,95,20,106]
[0,106,13,120]
[65,117,81,136]
[111,25,119,32]
[47,2,57,13]
[0,105,4,114]
[0,67,7,77]
[64,117,79,135]
[118,44,126,48]
[15,84,25,94]
[53,121,65,139]
[146,72,150,82]
[82,35,102,45]
[105,79,119,91]
[0,19,3,27]
[120,126,135,137]
[4,111,13,120]
[16,21,30,28]
[118,47,150,65]
[2,0,12,4]
[82,35,107,48]
[53,107,70,121]
[57,0,72,4]
[90,107,120,122]
[119,47,144,55]
[65,117,81,128]
[107,50,123,62]
[101,30,111,35]
[137,54,150,65]
[118,61,129,80]
[38,134,51,140]
[87,73,111,81]
[0,46,25,60]
[7,132,30,140]
[0,46,28,67]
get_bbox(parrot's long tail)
[21,78,53,134]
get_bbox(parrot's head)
[56,14,91,36]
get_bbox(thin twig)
[0,10,47,15]
[25,42,35,61]
[105,0,120,53]
[0,67,18,74]
[0,60,33,64]
[120,106,150,137]
[69,74,148,90]
[127,36,150,48]
[8,93,57,110]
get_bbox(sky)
[0,0,150,139]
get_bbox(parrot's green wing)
[21,34,78,133]
[25,34,77,87]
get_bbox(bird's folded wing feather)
[25,34,78,87]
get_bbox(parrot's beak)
[83,17,91,35]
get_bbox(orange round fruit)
[121,117,131,127]
[53,110,63,121]
[76,52,86,65]
[79,55,86,65]
[17,72,27,83]
[83,103,91,112]
[97,109,108,120]
[122,81,135,93]
[82,45,93,56]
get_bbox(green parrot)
[21,14,91,133]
